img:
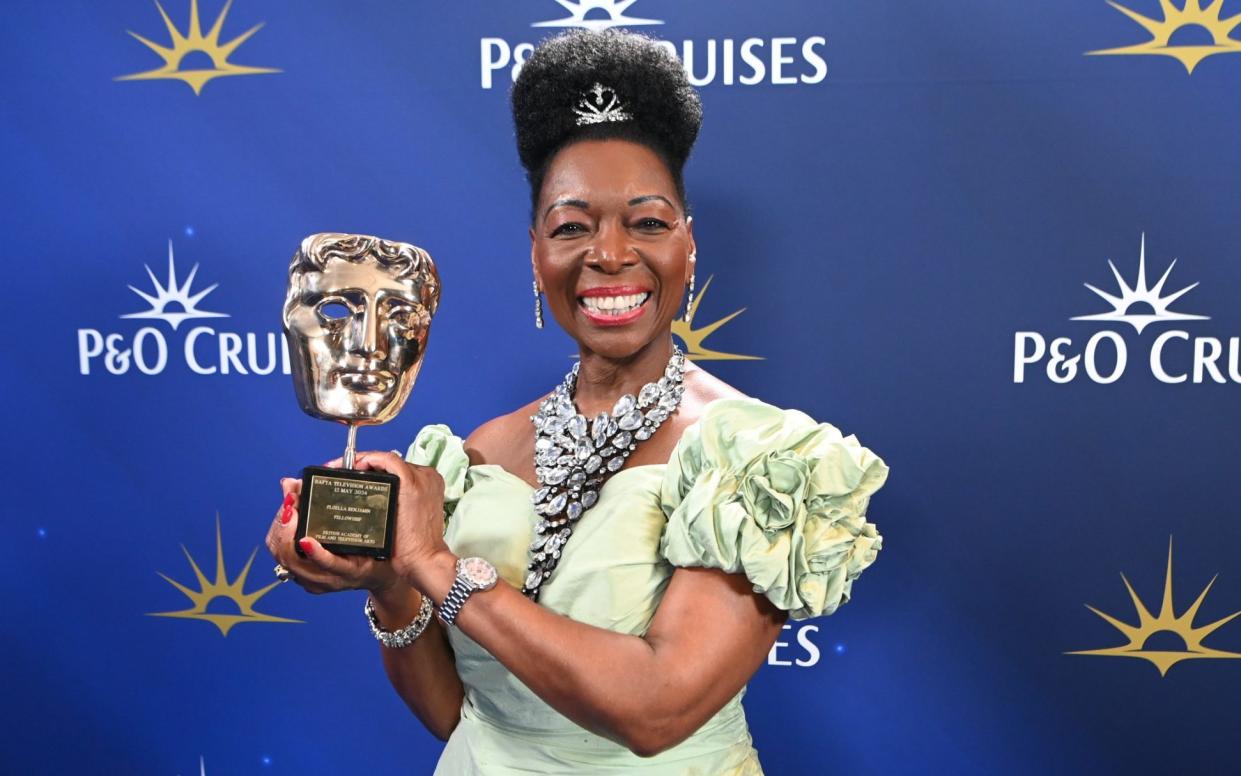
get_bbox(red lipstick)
[577,285,651,297]
[576,286,653,327]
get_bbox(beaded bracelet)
[363,591,434,648]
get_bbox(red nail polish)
[298,538,313,555]
[281,506,293,524]
[283,492,296,507]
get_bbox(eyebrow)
[627,194,675,209]
[542,194,675,220]
[543,198,590,220]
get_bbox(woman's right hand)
[265,476,403,596]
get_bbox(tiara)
[573,82,632,126]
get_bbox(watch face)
[459,557,498,589]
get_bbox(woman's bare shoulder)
[622,362,749,467]
[462,393,549,467]
[682,361,750,410]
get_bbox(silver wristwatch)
[364,592,434,649]
[436,557,498,627]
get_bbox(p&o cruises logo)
[77,239,290,376]
[116,0,280,95]
[1013,234,1240,384]
[1087,0,1241,74]
[673,275,761,361]
[481,0,828,89]
[150,515,301,636]
[1067,538,1241,676]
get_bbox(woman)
[266,29,888,775]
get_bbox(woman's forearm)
[410,552,780,756]
[369,582,465,741]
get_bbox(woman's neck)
[572,336,678,418]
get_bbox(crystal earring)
[683,270,695,323]
[533,280,544,329]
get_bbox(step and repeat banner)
[4,1,1240,774]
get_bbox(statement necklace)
[523,346,687,600]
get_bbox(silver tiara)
[573,82,632,126]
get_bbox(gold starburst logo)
[1087,0,1241,74]
[672,275,762,361]
[116,0,280,95]
[149,514,302,636]
[1066,538,1241,676]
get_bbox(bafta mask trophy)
[283,233,440,559]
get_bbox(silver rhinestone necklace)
[523,346,687,600]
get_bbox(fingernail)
[298,538,313,555]
[282,492,296,507]
[281,506,293,524]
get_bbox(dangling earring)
[683,267,696,324]
[533,280,544,329]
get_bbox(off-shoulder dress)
[404,397,889,775]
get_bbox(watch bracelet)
[437,576,471,627]
[364,590,434,648]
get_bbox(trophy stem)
[344,423,358,470]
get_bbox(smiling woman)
[535,140,695,347]
[265,28,889,776]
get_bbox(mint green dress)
[404,397,889,775]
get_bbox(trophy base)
[295,465,398,559]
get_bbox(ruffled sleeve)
[659,398,889,620]
[404,423,471,519]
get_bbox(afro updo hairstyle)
[511,29,703,221]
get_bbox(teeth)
[580,292,650,316]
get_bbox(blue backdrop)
[4,1,1241,773]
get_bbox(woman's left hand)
[347,451,453,586]
[265,476,402,595]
